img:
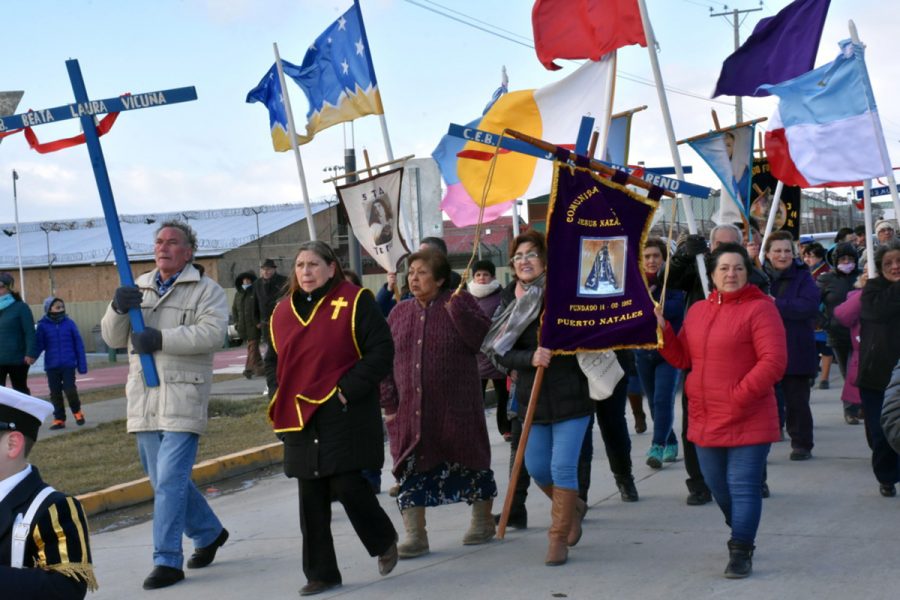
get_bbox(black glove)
[131,327,163,354]
[113,286,144,314]
[677,234,708,258]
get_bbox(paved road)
[84,378,900,599]
[25,347,252,398]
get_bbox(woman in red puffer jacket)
[657,242,786,580]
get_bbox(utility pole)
[710,4,763,122]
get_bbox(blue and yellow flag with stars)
[288,2,384,144]
[246,61,302,152]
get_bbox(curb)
[77,442,283,517]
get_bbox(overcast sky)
[1,0,898,225]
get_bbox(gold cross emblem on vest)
[330,297,349,320]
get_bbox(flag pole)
[355,0,394,162]
[863,180,877,278]
[760,180,784,252]
[273,42,317,241]
[597,51,617,158]
[848,21,900,223]
[636,0,709,296]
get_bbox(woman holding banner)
[657,243,786,579]
[634,237,685,468]
[265,241,398,596]
[489,230,593,567]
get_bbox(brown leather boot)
[629,393,647,433]
[546,488,577,566]
[538,484,585,546]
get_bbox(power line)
[402,0,751,113]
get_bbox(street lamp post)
[11,170,26,301]
[39,222,58,296]
[243,206,266,265]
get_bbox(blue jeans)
[695,443,770,545]
[525,416,591,490]
[136,431,224,569]
[634,350,680,447]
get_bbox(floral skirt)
[396,455,497,510]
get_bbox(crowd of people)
[2,216,898,597]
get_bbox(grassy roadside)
[30,396,277,496]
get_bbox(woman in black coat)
[264,241,398,596]
[857,240,900,497]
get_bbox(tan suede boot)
[397,507,429,558]
[546,488,577,566]
[462,500,496,545]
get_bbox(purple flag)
[713,0,831,98]
[540,164,660,353]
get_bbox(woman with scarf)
[380,249,497,559]
[264,241,398,597]
[486,230,593,567]
[0,272,37,394]
[763,231,820,461]
[469,259,511,439]
[634,237,685,468]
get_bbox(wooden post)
[498,365,545,539]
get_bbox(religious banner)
[336,167,410,272]
[686,124,755,225]
[540,163,661,353]
[751,158,801,239]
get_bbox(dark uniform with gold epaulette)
[0,466,97,599]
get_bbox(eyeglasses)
[512,252,540,263]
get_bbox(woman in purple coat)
[763,231,820,460]
[381,249,496,559]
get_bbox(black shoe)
[879,483,897,497]
[493,510,528,529]
[300,581,342,596]
[686,488,712,506]
[844,413,860,425]
[818,380,829,390]
[790,449,812,461]
[378,540,398,576]
[243,370,253,379]
[616,477,639,502]
[761,483,770,498]
[724,540,754,579]
[187,528,229,569]
[142,566,185,590]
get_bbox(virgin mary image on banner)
[579,237,626,297]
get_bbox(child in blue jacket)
[35,296,88,429]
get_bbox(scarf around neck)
[481,272,546,360]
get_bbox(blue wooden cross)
[0,59,199,387]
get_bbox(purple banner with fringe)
[540,163,661,353]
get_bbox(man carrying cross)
[101,220,230,590]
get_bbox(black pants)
[0,363,30,394]
[829,336,851,379]
[298,472,397,584]
[681,383,708,493]
[578,372,633,498]
[506,417,531,516]
[859,387,900,485]
[782,374,814,451]
[482,378,511,436]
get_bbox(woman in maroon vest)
[381,248,496,559]
[264,241,398,597]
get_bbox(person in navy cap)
[0,387,97,598]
